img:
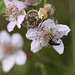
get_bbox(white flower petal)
[2,55,15,72]
[41,19,55,30]
[7,21,16,32]
[4,0,11,7]
[52,39,64,54]
[15,50,27,65]
[55,24,71,38]
[31,40,43,53]
[11,33,23,49]
[0,47,4,60]
[17,15,25,29]
[12,1,25,10]
[0,30,10,44]
[26,28,42,40]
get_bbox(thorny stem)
[44,0,47,7]
[36,53,75,75]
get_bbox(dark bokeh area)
[0,0,75,75]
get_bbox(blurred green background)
[0,0,75,75]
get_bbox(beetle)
[48,40,60,46]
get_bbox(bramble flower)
[24,0,42,6]
[22,9,42,28]
[4,0,26,32]
[26,19,71,54]
[0,30,27,72]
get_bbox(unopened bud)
[44,4,55,16]
[38,8,48,20]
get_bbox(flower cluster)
[1,0,71,73]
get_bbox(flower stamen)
[4,4,19,21]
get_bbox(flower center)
[5,4,19,21]
[42,31,60,46]
[42,31,52,43]
[4,43,14,55]
[45,34,51,41]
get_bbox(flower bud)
[44,4,55,16]
[38,8,48,20]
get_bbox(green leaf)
[0,0,5,15]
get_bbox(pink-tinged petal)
[41,19,55,30]
[15,50,27,65]
[24,1,32,6]
[31,40,43,53]
[2,55,15,72]
[17,15,25,29]
[0,30,10,44]
[7,21,16,32]
[11,33,23,49]
[24,0,42,6]
[55,24,71,38]
[12,1,25,10]
[4,0,11,7]
[26,28,42,40]
[52,39,64,54]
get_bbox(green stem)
[14,65,16,75]
[44,0,47,6]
